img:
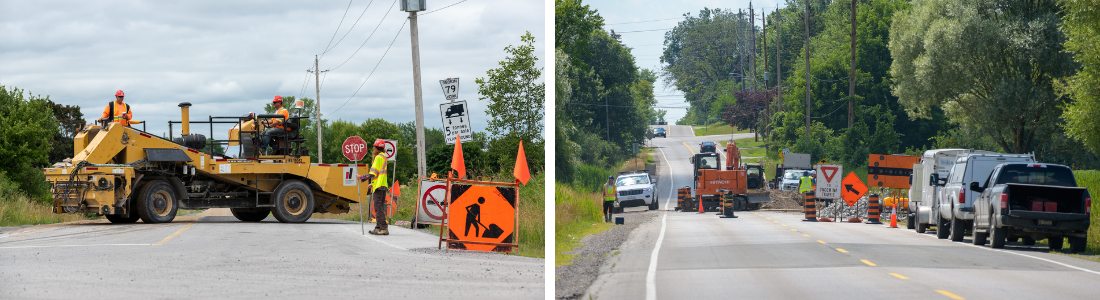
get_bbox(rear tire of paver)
[936,217,950,239]
[272,180,315,223]
[1048,237,1064,251]
[1069,237,1087,253]
[137,180,178,224]
[105,213,140,224]
[950,217,965,242]
[991,225,1006,248]
[971,221,987,245]
[231,208,269,222]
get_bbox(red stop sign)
[342,136,369,162]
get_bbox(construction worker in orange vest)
[99,90,132,127]
[258,95,291,155]
[358,139,390,235]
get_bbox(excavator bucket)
[746,190,771,204]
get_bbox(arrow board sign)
[815,164,842,199]
[439,78,459,101]
[440,100,473,145]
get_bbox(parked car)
[657,121,667,125]
[909,149,993,233]
[614,173,658,211]
[700,141,717,153]
[654,127,666,138]
[938,153,1034,241]
[970,163,1090,252]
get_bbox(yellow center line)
[766,218,772,220]
[790,229,798,231]
[802,234,810,237]
[889,273,909,280]
[861,259,877,266]
[681,142,697,155]
[154,223,194,246]
[773,221,779,223]
[835,248,848,253]
[781,224,788,227]
[817,240,827,244]
[936,290,965,300]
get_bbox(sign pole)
[356,158,364,235]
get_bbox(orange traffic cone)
[889,212,898,228]
[698,196,704,214]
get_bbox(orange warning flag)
[392,181,401,197]
[514,140,530,185]
[451,136,466,179]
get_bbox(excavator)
[43,101,369,223]
[680,140,770,217]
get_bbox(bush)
[0,85,60,202]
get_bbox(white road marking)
[0,244,149,249]
[904,227,1100,275]
[647,142,676,300]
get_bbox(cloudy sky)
[586,0,785,123]
[1,0,544,140]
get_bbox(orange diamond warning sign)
[445,184,517,253]
[841,172,867,206]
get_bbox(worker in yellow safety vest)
[358,139,390,235]
[604,176,617,223]
[99,90,132,127]
[798,172,814,194]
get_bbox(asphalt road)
[586,125,1100,300]
[0,210,543,299]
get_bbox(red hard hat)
[115,90,125,97]
[374,139,385,147]
[272,95,283,103]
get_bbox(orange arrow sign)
[841,172,867,206]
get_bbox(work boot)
[376,229,389,235]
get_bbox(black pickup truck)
[970,163,1091,252]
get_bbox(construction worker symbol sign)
[841,172,868,206]
[381,139,398,162]
[446,184,516,253]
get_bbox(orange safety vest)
[100,101,131,127]
[269,107,290,130]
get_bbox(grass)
[0,175,95,227]
[555,182,613,266]
[720,138,767,159]
[692,122,750,136]
[1068,170,1100,255]
[312,171,546,258]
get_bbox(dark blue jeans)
[259,128,287,154]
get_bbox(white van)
[908,149,993,233]
[937,153,1034,241]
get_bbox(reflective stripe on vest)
[108,101,130,126]
[604,185,616,201]
[798,176,813,193]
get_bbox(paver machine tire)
[105,213,140,224]
[231,208,269,222]
[272,180,315,223]
[137,180,179,224]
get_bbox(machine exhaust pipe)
[179,102,192,136]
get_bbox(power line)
[329,0,400,71]
[614,28,675,34]
[606,17,682,25]
[420,0,468,16]
[323,0,380,57]
[328,17,409,116]
[320,0,355,59]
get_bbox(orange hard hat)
[115,90,125,97]
[272,95,283,103]
[374,139,385,147]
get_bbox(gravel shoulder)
[555,208,657,300]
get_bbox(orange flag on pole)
[514,140,530,185]
[392,180,401,197]
[451,136,466,179]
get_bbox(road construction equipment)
[683,140,771,214]
[44,102,368,223]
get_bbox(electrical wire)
[328,17,409,116]
[329,0,400,71]
[607,17,683,25]
[420,0,468,16]
[323,0,380,57]
[320,0,355,59]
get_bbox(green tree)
[476,32,546,173]
[45,99,85,163]
[1059,0,1100,153]
[889,0,1075,154]
[555,0,605,64]
[0,85,60,200]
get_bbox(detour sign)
[446,184,517,253]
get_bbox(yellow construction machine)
[43,102,368,223]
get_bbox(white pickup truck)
[908,149,992,233]
[937,153,1034,241]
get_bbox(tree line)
[666,0,1100,169]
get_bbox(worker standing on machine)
[259,95,291,155]
[603,176,617,223]
[99,90,132,127]
[359,139,390,235]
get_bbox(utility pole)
[750,3,757,92]
[605,94,609,141]
[762,9,769,138]
[848,0,857,128]
[310,55,329,163]
[776,7,782,115]
[804,0,811,142]
[404,2,427,179]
